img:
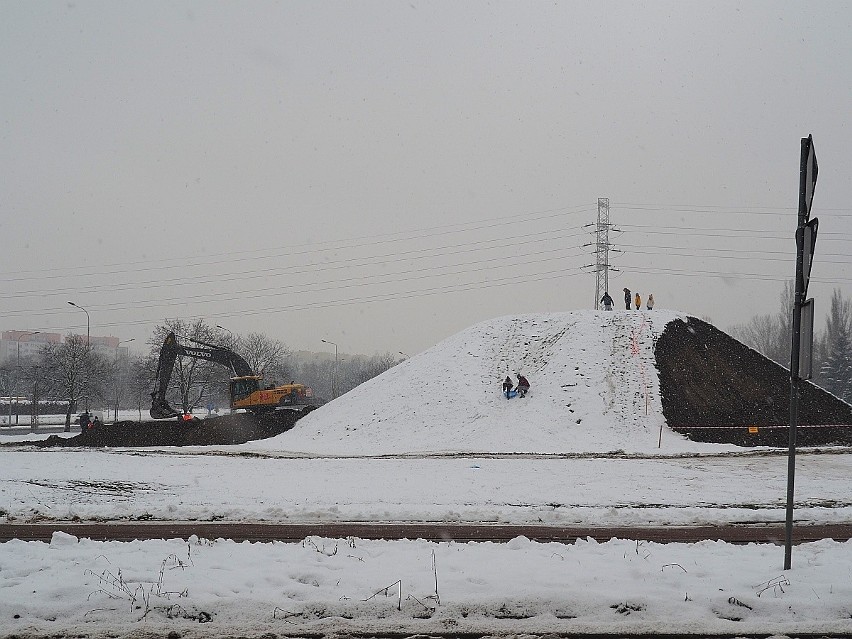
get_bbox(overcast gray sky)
[1,1,851,356]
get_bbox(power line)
[21,267,588,335]
[621,246,852,266]
[614,203,852,217]
[622,224,852,238]
[618,264,852,285]
[6,198,850,340]
[5,246,588,314]
[0,202,596,281]
[1,226,591,297]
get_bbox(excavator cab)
[230,376,262,404]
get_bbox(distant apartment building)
[0,331,133,365]
[0,331,60,365]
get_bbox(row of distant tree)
[0,318,402,429]
[728,282,852,403]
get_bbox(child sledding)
[501,373,531,399]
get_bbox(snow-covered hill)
[246,310,737,456]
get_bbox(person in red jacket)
[515,373,530,398]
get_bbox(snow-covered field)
[2,311,851,637]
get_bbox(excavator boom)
[150,332,256,419]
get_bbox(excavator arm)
[150,332,256,419]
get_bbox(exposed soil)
[655,316,852,445]
[21,408,312,449]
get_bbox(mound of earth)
[655,317,852,445]
[24,409,311,448]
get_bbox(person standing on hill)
[647,294,655,310]
[600,291,614,311]
[502,376,514,399]
[634,292,641,310]
[623,288,631,310]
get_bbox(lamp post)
[4,370,9,428]
[31,365,40,431]
[215,324,234,347]
[67,301,90,412]
[113,338,134,422]
[321,339,339,399]
[14,331,40,424]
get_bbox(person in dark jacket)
[623,288,631,310]
[515,373,530,398]
[502,376,514,399]
[600,292,614,311]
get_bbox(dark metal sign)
[796,217,819,298]
[797,298,814,381]
[801,134,818,222]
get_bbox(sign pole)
[785,135,817,570]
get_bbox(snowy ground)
[2,311,852,637]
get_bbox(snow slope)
[248,310,731,456]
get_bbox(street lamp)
[215,324,234,346]
[14,331,40,424]
[67,301,90,412]
[321,339,339,399]
[113,338,135,421]
[31,365,41,431]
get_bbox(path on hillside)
[493,315,570,381]
[605,312,660,427]
[2,521,849,543]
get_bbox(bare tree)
[127,353,157,421]
[730,314,782,363]
[777,280,795,360]
[335,352,401,396]
[18,357,54,430]
[41,334,103,431]
[288,356,334,401]
[238,332,291,382]
[0,365,12,426]
[729,280,796,367]
[149,319,221,415]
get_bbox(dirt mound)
[26,409,311,448]
[655,317,852,445]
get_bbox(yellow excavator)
[150,332,320,419]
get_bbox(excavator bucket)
[150,394,181,420]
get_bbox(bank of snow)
[2,532,852,638]
[247,310,737,456]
